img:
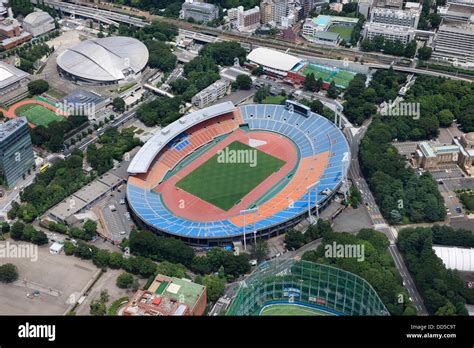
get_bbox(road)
[344,120,428,315]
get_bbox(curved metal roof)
[247,47,303,72]
[57,36,149,82]
[23,11,53,25]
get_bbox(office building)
[191,79,230,108]
[0,118,34,187]
[432,21,474,64]
[229,6,261,31]
[181,1,219,23]
[370,7,421,28]
[363,22,416,43]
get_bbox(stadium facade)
[126,101,349,246]
[56,36,149,85]
[227,259,390,316]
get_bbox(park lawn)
[176,141,285,211]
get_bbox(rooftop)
[0,117,28,142]
[433,245,474,272]
[247,47,304,72]
[0,61,30,89]
[59,89,106,106]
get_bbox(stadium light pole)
[342,152,350,203]
[306,181,320,224]
[240,207,258,251]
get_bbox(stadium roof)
[56,36,149,82]
[247,47,303,72]
[433,245,474,272]
[128,101,236,174]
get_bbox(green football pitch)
[328,25,354,41]
[260,304,335,316]
[176,141,286,211]
[15,104,64,127]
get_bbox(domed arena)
[56,36,149,85]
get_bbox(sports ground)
[155,128,299,222]
[176,141,286,211]
[259,303,337,316]
[0,98,67,128]
[302,63,356,88]
[14,103,64,127]
[328,25,353,41]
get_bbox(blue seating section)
[127,104,350,240]
[175,139,190,151]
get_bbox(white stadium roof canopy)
[57,36,148,82]
[247,47,303,72]
[433,245,474,272]
[128,101,236,174]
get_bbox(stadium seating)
[127,104,349,241]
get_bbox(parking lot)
[0,242,99,315]
[97,186,134,242]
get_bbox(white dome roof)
[57,36,149,82]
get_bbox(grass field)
[15,103,64,127]
[262,95,286,105]
[302,64,356,88]
[176,141,286,211]
[328,25,354,41]
[260,304,335,316]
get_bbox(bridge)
[368,63,473,82]
[30,0,149,27]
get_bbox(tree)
[27,79,49,96]
[251,65,264,76]
[1,222,10,234]
[438,109,454,127]
[83,219,97,239]
[90,299,107,316]
[284,229,306,250]
[0,263,18,283]
[418,46,432,61]
[235,74,252,90]
[198,275,225,303]
[304,73,318,92]
[251,240,268,263]
[404,40,417,58]
[112,97,125,113]
[116,272,134,289]
[326,81,339,99]
[435,301,457,316]
[10,221,25,240]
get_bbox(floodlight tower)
[306,180,320,223]
[240,207,259,251]
[342,152,350,203]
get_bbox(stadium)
[227,259,389,316]
[126,100,349,246]
[56,36,149,85]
